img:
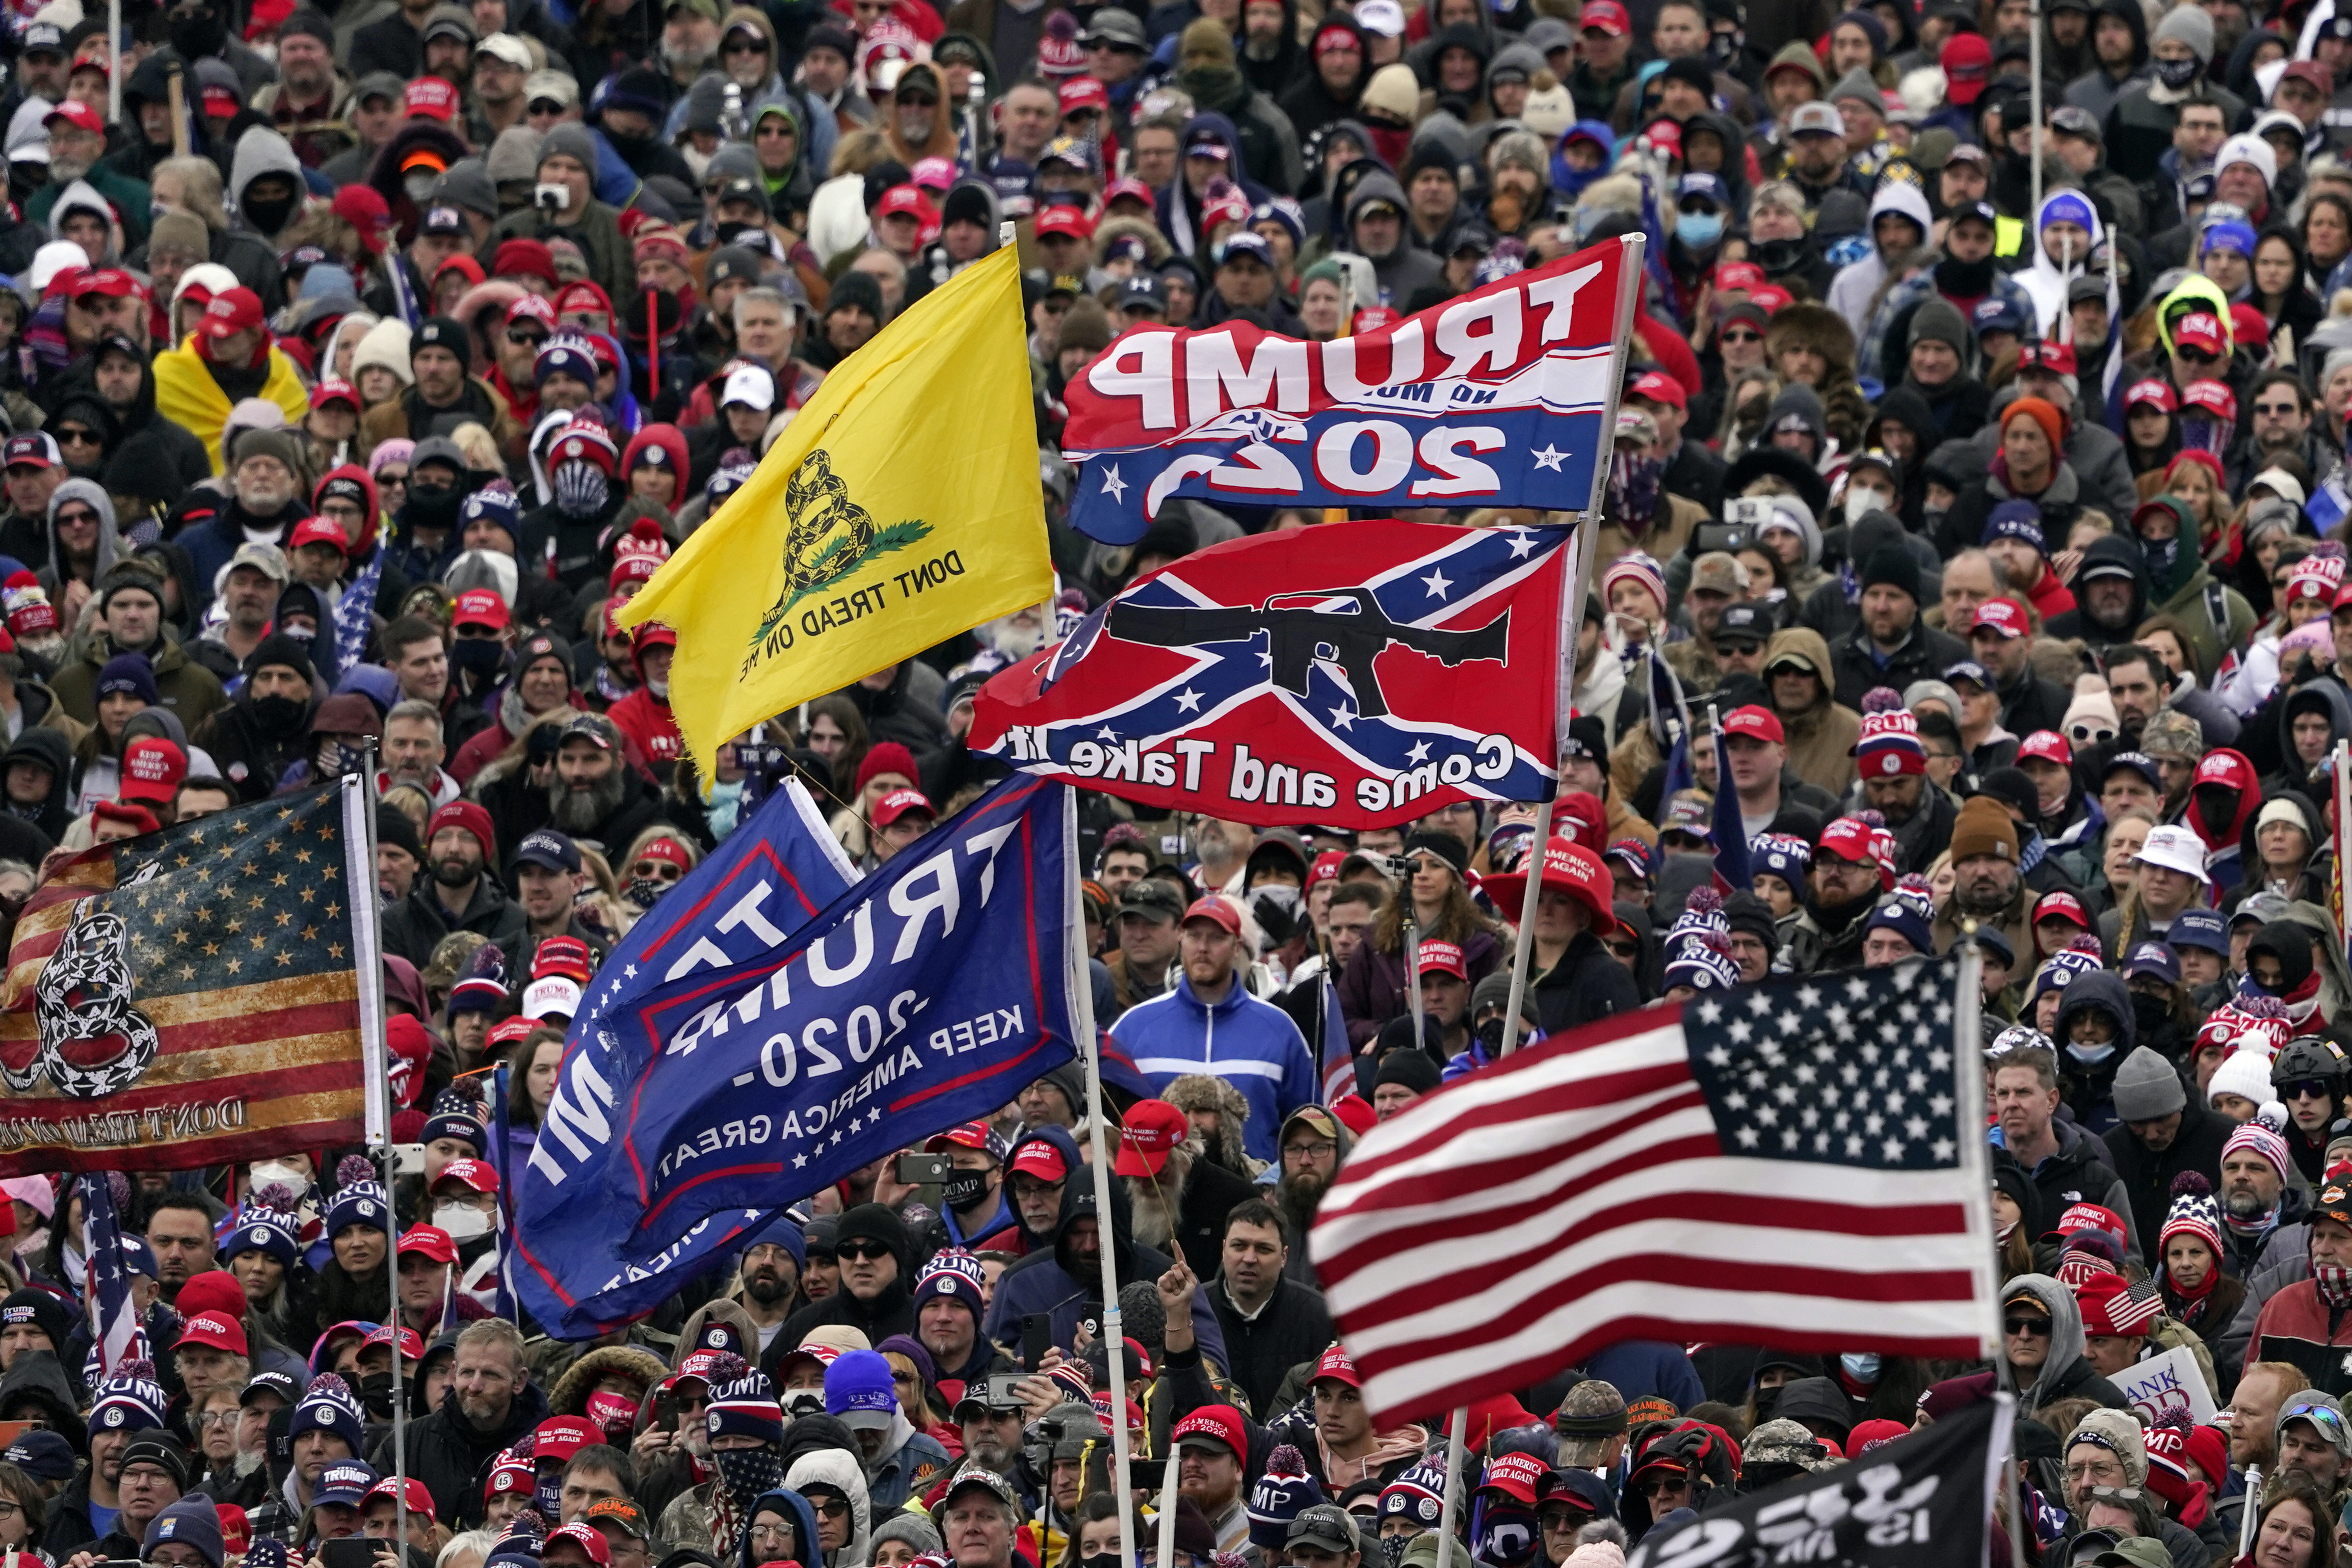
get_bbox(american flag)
[1308,959,1994,1423]
[330,548,382,683]
[1314,974,1354,1104]
[78,1174,146,1377]
[1709,709,1752,894]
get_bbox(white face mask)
[1845,486,1893,522]
[434,1204,494,1241]
[250,1162,308,1195]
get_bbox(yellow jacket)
[151,334,313,474]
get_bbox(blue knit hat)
[1377,1452,1448,1529]
[458,485,521,552]
[1864,878,1937,955]
[144,1495,226,1568]
[824,1349,897,1431]
[741,1212,805,1269]
[290,1372,366,1456]
[224,1200,300,1268]
[422,1089,488,1153]
[90,1359,167,1432]
[914,1248,984,1323]
[1749,833,1812,884]
[535,334,598,388]
[1662,931,1740,993]
[1248,1444,1327,1551]
[325,1154,391,1239]
[96,652,158,705]
[705,1367,784,1445]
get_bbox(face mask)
[250,1161,307,1194]
[404,171,439,205]
[1754,1385,1782,1421]
[1708,30,1741,66]
[941,1169,989,1210]
[314,739,346,779]
[170,6,226,59]
[1935,253,1996,295]
[782,1389,825,1420]
[1471,1500,1537,1568]
[553,461,611,518]
[1475,1016,1507,1051]
[252,693,307,737]
[1379,1537,1408,1568]
[1845,488,1891,523]
[403,482,461,533]
[1839,1352,1881,1383]
[2131,993,2172,1038]
[1675,211,1725,249]
[2066,1037,2116,1066]
[535,1471,564,1518]
[242,193,297,233]
[1087,1555,1122,1568]
[624,876,671,910]
[356,1371,396,1417]
[2155,55,2202,88]
[715,221,764,249]
[434,1204,493,1241]
[1750,236,1807,274]
[451,638,505,681]
[585,1390,638,1441]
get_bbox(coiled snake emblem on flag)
[23,890,161,1098]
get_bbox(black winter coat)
[2101,1098,2234,1264]
[375,1382,548,1526]
[1529,930,1640,1036]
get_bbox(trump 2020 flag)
[1059,236,1641,544]
[970,520,1572,829]
[618,245,1053,776]
[511,777,858,1336]
[1628,1397,2012,1568]
[514,779,1081,1322]
[1309,958,1994,1425]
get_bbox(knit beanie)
[2222,1113,2293,1183]
[289,1372,365,1455]
[96,652,160,706]
[2003,395,2068,456]
[871,1515,944,1561]
[0,1288,68,1351]
[143,1496,225,1568]
[1859,545,1920,604]
[1663,931,1741,991]
[539,122,597,174]
[1720,891,1779,954]
[1948,795,2020,866]
[1373,1049,1441,1095]
[2109,1046,2186,1122]
[2068,1407,2150,1486]
[833,1202,908,1271]
[1375,1451,1446,1530]
[2159,1171,2224,1255]
[2210,1051,2280,1113]
[1864,878,1937,954]
[2154,3,2214,64]
[1249,1444,1329,1550]
[855,742,920,796]
[421,1088,487,1152]
[91,1359,168,1433]
[325,1154,391,1238]
[823,1349,897,1430]
[705,1365,784,1445]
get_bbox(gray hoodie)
[1996,1273,2091,1413]
[227,127,303,214]
[39,477,120,597]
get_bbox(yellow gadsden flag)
[618,245,1050,774]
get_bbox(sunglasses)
[507,329,547,348]
[631,860,685,883]
[836,1240,893,1262]
[810,1498,852,1519]
[2003,1314,2052,1337]
[2256,402,2302,417]
[2283,1078,2335,1100]
[1604,939,1640,958]
[53,427,98,446]
[722,36,767,50]
[2177,346,2220,364]
[54,507,98,526]
[1720,329,1761,343]
[1635,1476,1684,1498]
[2068,723,2117,745]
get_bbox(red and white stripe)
[1307,1004,1988,1425]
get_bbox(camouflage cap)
[1553,1378,1628,1464]
[1741,1417,1836,1472]
[2139,709,2203,762]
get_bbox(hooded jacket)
[1763,631,1862,799]
[0,726,73,844]
[2103,1094,2234,1265]
[1995,1273,2129,1413]
[2045,534,2153,658]
[1826,181,1933,341]
[2064,0,2149,121]
[984,1177,1231,1370]
[739,1487,823,1568]
[2184,748,2260,893]
[1276,16,1369,141]
[1343,171,1446,308]
[2054,970,2136,1134]
[784,1447,873,1567]
[36,478,122,602]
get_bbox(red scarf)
[2163,1263,2219,1326]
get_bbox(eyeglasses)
[2003,1314,2052,1337]
[749,1526,796,1545]
[2068,723,2118,744]
[836,1240,893,1262]
[756,122,794,138]
[1538,1508,1592,1530]
[194,1410,237,1428]
[631,860,685,883]
[810,1498,852,1520]
[1282,1141,1335,1162]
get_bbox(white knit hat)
[2209,1049,2278,1111]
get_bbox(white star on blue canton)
[1421,569,1454,599]
[1100,465,1127,502]
[1174,688,1204,713]
[1505,530,1537,558]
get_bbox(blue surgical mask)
[1840,1352,1882,1383]
[1675,211,1725,249]
[2066,1039,2116,1066]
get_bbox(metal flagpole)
[1433,1409,1470,1568]
[2029,0,2044,218]
[1495,793,1552,1058]
[1404,917,1424,1049]
[358,749,409,1558]
[1155,1446,1181,1568]
[1950,925,1999,1362]
[105,0,119,122]
[1063,785,1137,1568]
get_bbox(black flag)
[1628,1397,2012,1567]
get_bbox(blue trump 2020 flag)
[513,778,1082,1333]
[510,777,859,1336]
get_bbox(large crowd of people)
[0,0,2347,1556]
